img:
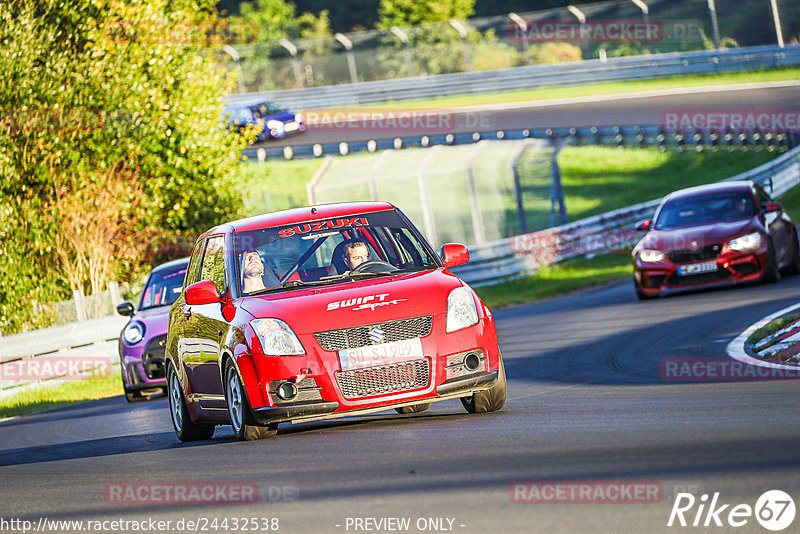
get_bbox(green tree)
[377,0,474,28]
[0,0,251,334]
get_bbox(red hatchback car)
[633,180,799,299]
[165,202,506,441]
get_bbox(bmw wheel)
[224,360,277,441]
[167,364,215,442]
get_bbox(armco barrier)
[451,144,800,285]
[0,315,127,398]
[227,45,800,110]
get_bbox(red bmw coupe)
[165,202,505,441]
[632,181,799,299]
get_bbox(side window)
[184,239,204,287]
[199,235,226,295]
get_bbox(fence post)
[511,141,532,234]
[109,281,122,307]
[466,142,488,244]
[417,146,441,246]
[550,137,570,227]
[73,289,87,322]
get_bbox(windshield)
[653,191,756,230]
[139,264,187,310]
[234,210,439,296]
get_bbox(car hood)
[129,304,172,332]
[238,269,464,334]
[637,218,759,251]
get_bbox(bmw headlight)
[251,319,305,355]
[638,249,665,263]
[122,322,145,345]
[446,287,479,333]
[728,232,762,252]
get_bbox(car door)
[181,234,228,410]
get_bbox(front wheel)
[461,356,506,414]
[784,233,800,276]
[167,365,215,442]
[763,239,781,284]
[224,360,277,441]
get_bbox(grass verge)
[746,312,800,348]
[0,373,122,420]
[323,67,800,110]
[474,252,633,309]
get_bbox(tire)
[764,239,781,284]
[633,279,653,301]
[167,364,215,442]
[460,356,506,414]
[395,403,431,414]
[224,360,277,441]
[784,233,800,276]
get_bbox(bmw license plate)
[677,261,717,276]
[338,338,423,371]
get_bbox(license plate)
[338,338,423,370]
[285,122,299,131]
[677,261,717,276]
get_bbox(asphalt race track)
[261,82,800,148]
[2,277,799,533]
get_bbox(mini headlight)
[266,119,284,130]
[122,322,145,345]
[638,249,666,263]
[251,319,305,355]
[727,232,762,252]
[446,287,479,333]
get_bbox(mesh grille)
[268,378,322,405]
[314,316,433,351]
[335,359,430,399]
[668,268,730,287]
[668,245,722,264]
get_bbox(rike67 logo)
[668,490,795,531]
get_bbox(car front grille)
[143,335,166,380]
[668,244,722,264]
[335,359,430,399]
[667,268,730,287]
[314,316,433,351]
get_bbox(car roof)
[150,257,190,273]
[664,180,755,202]
[224,97,282,110]
[209,202,398,234]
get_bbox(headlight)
[266,119,284,130]
[294,113,304,123]
[638,249,665,263]
[122,322,145,345]
[728,232,762,252]
[446,287,479,333]
[251,319,305,355]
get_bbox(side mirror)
[440,243,470,268]
[185,280,221,306]
[116,301,135,317]
[761,202,782,213]
[635,219,652,231]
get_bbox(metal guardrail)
[0,315,126,397]
[451,144,800,286]
[228,45,800,111]
[247,125,800,161]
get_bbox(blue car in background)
[224,99,305,142]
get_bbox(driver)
[343,241,369,271]
[242,250,267,293]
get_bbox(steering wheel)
[351,260,398,274]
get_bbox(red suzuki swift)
[166,202,506,441]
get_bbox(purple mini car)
[117,258,189,402]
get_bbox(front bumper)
[634,251,765,296]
